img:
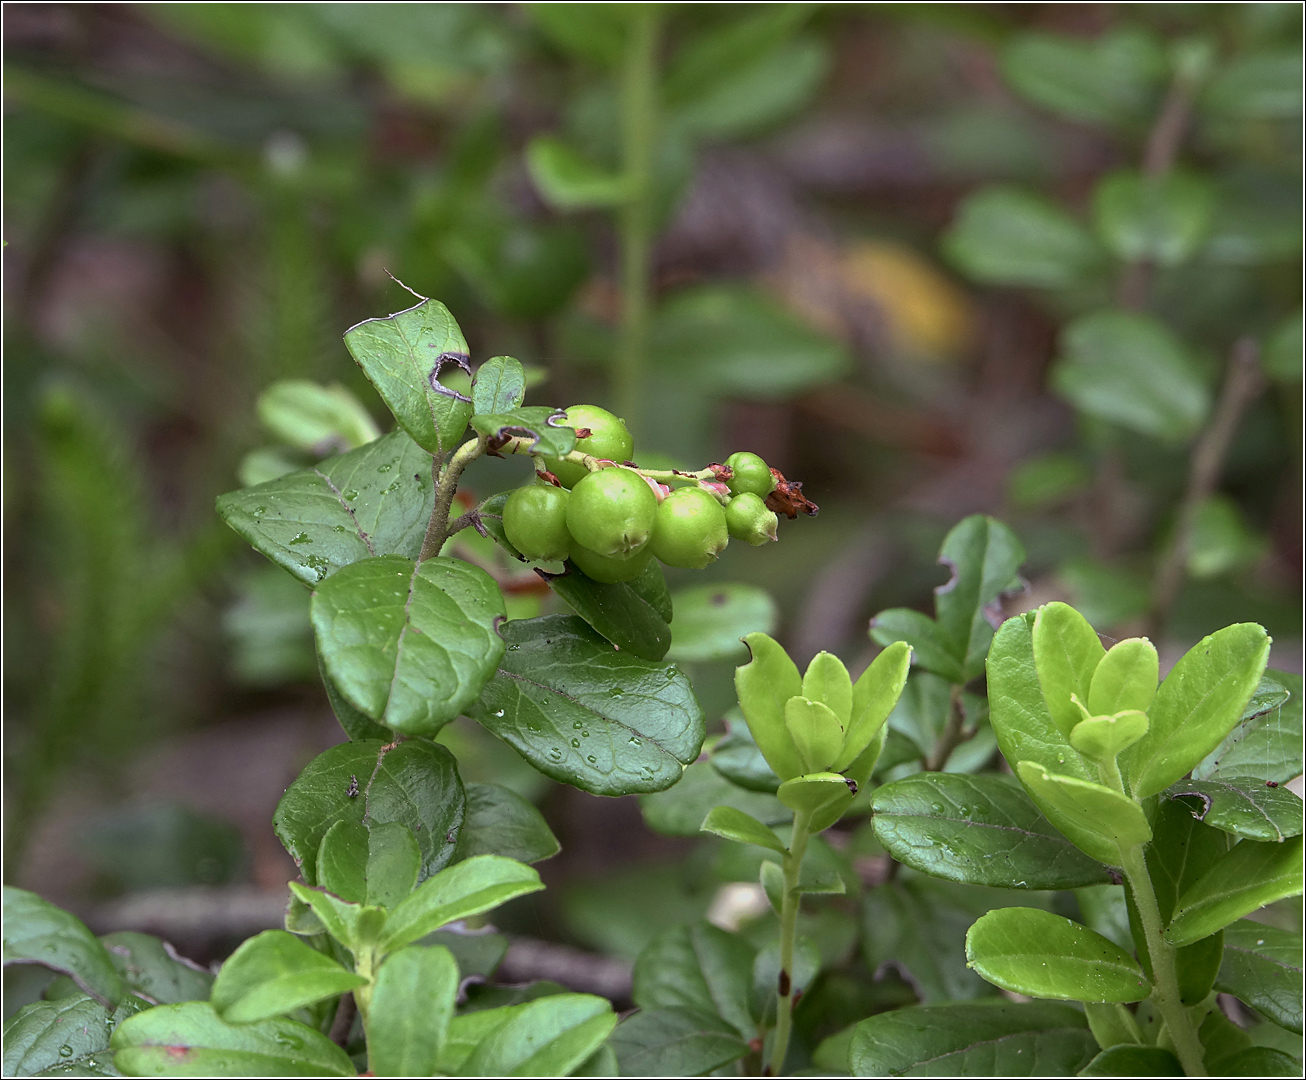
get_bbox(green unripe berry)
[648,487,729,569]
[725,452,774,498]
[568,539,651,584]
[725,492,778,546]
[502,483,570,562]
[543,405,634,488]
[565,466,657,557]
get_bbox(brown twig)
[329,992,356,1048]
[1146,338,1265,638]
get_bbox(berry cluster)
[501,405,790,583]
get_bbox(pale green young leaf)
[784,697,844,774]
[1087,638,1158,717]
[368,945,458,1078]
[700,805,787,855]
[734,632,805,782]
[801,651,852,727]
[1031,602,1105,741]
[1165,836,1304,947]
[286,884,385,953]
[526,137,629,210]
[210,931,364,1025]
[343,296,473,456]
[836,640,910,771]
[1016,762,1150,863]
[1070,710,1149,764]
[776,772,853,827]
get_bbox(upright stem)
[926,684,972,771]
[615,5,661,440]
[419,435,488,562]
[769,809,812,1077]
[1118,845,1208,1076]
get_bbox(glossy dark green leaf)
[457,993,617,1077]
[1016,762,1150,864]
[3,889,123,1008]
[4,995,144,1078]
[1001,27,1167,127]
[872,773,1112,889]
[850,1001,1097,1076]
[1169,780,1304,843]
[1079,1045,1183,1076]
[1123,623,1271,799]
[934,515,1026,682]
[943,186,1104,289]
[542,564,672,661]
[966,908,1150,1002]
[1050,310,1211,443]
[319,651,390,740]
[453,782,560,865]
[316,820,368,903]
[343,296,474,457]
[871,608,963,684]
[709,713,780,793]
[1092,169,1215,267]
[1215,920,1303,1035]
[640,761,788,837]
[469,406,575,459]
[633,920,756,1039]
[368,945,458,1078]
[379,855,543,952]
[1196,670,1302,785]
[470,615,704,796]
[210,931,364,1024]
[311,555,506,736]
[366,821,422,908]
[99,932,212,1006]
[110,1001,355,1077]
[700,806,786,855]
[1209,1047,1302,1077]
[273,739,465,886]
[470,356,526,416]
[607,1007,747,1078]
[256,380,380,454]
[216,430,434,585]
[1166,836,1304,947]
[666,584,777,664]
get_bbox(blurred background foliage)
[3,0,1301,1007]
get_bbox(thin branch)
[419,435,488,561]
[926,683,974,772]
[1146,338,1265,638]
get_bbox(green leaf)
[1165,836,1304,947]
[343,296,474,457]
[1203,49,1303,118]
[312,555,505,736]
[785,698,844,774]
[849,1001,1097,1076]
[3,888,123,1008]
[872,773,1112,889]
[317,821,368,904]
[869,608,963,684]
[273,739,465,886]
[1001,27,1167,127]
[454,782,560,865]
[286,885,385,952]
[1196,670,1302,784]
[542,563,672,662]
[935,515,1027,682]
[527,4,630,67]
[457,993,617,1077]
[1031,601,1105,741]
[837,641,911,771]
[735,632,806,782]
[709,712,781,794]
[1050,310,1211,443]
[526,136,629,210]
[1016,762,1151,863]
[1215,920,1303,1035]
[1087,638,1158,717]
[665,584,777,664]
[633,920,756,1040]
[1263,311,1303,382]
[210,931,365,1025]
[1169,780,1304,844]
[1187,495,1268,580]
[217,430,435,585]
[368,945,458,1078]
[98,932,212,1005]
[1093,170,1215,267]
[469,406,576,458]
[446,215,590,322]
[1079,1045,1183,1076]
[942,186,1104,289]
[470,615,704,796]
[776,772,854,823]
[109,1002,355,1077]
[640,761,788,837]
[366,822,422,908]
[256,380,380,454]
[471,355,526,416]
[1209,1046,1303,1077]
[320,651,390,741]
[752,935,821,1023]
[607,1007,747,1078]
[4,995,144,1078]
[966,908,1150,1002]
[650,285,850,400]
[700,806,786,856]
[380,855,543,952]
[1123,623,1271,799]
[803,651,853,725]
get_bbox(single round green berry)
[543,405,634,488]
[502,483,570,562]
[649,487,729,569]
[725,451,775,498]
[568,539,652,583]
[725,491,778,546]
[565,466,657,557]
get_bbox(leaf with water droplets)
[3,888,123,1008]
[217,430,434,585]
[3,994,145,1077]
